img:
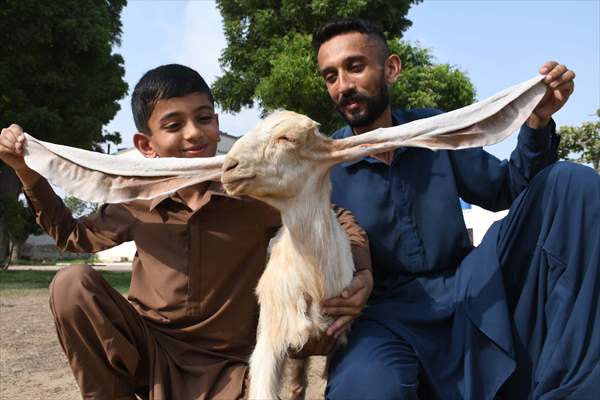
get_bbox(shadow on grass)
[0,270,131,294]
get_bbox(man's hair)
[312,18,390,61]
[131,64,214,135]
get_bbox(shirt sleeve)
[23,177,134,253]
[449,120,559,211]
[332,204,372,273]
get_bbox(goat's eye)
[276,135,295,143]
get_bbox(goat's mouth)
[221,173,256,195]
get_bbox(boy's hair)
[131,64,214,135]
[312,18,390,62]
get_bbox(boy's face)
[135,92,219,158]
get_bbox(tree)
[557,109,600,173]
[0,195,41,269]
[214,0,475,133]
[0,0,128,263]
[64,196,99,218]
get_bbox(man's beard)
[335,78,389,129]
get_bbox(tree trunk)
[0,164,22,265]
[1,241,13,270]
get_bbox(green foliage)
[0,270,131,293]
[63,196,99,218]
[214,0,475,134]
[389,41,475,114]
[0,0,128,150]
[557,109,600,173]
[0,196,40,245]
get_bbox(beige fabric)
[23,136,225,203]
[330,75,546,160]
[23,75,546,203]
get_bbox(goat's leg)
[249,329,286,399]
[281,357,308,400]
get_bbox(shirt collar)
[148,181,234,211]
[338,111,407,168]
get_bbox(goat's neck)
[278,178,339,273]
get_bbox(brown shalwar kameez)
[24,178,371,400]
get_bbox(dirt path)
[0,290,79,400]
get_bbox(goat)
[222,111,354,399]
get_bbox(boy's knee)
[49,264,99,320]
[327,361,418,400]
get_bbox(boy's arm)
[1,124,133,253]
[324,205,373,336]
[290,205,372,358]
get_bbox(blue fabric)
[327,109,600,399]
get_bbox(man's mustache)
[338,92,370,108]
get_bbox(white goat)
[222,111,357,399]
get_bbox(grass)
[0,270,131,293]
[8,257,99,266]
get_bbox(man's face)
[144,92,219,158]
[317,32,390,128]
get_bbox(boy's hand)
[0,124,28,171]
[323,269,373,338]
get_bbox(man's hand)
[528,61,575,129]
[323,269,373,339]
[0,124,28,171]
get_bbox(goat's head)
[222,111,335,206]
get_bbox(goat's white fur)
[223,111,355,399]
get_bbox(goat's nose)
[223,157,239,172]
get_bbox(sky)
[105,0,600,159]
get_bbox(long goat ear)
[23,134,225,204]
[329,75,547,162]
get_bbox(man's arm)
[450,61,575,211]
[1,124,133,252]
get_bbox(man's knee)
[543,161,600,192]
[327,360,419,400]
[49,264,100,321]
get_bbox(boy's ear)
[133,133,157,158]
[215,113,221,142]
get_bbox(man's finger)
[323,306,360,316]
[549,69,575,88]
[539,60,558,75]
[544,64,567,84]
[323,289,367,308]
[327,315,352,336]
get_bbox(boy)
[0,64,372,400]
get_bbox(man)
[314,18,599,399]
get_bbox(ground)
[0,274,326,400]
[0,289,79,400]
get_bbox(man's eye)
[325,74,337,84]
[350,64,364,72]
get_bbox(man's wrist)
[527,114,552,130]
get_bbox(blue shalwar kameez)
[326,109,600,400]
